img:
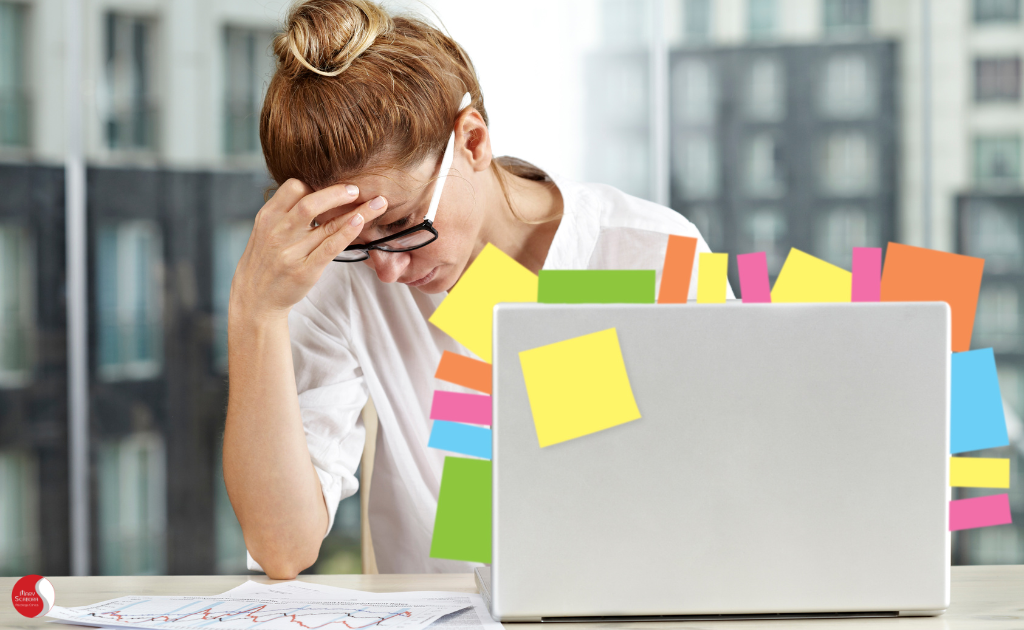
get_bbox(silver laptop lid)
[492,302,950,621]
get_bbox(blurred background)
[1,0,1023,577]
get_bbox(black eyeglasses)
[333,92,471,263]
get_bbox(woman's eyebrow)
[369,200,409,228]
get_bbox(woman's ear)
[455,109,492,173]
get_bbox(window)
[974,0,1021,23]
[974,57,1021,102]
[596,132,650,200]
[974,135,1021,186]
[998,365,1022,419]
[98,431,167,575]
[817,207,870,268]
[684,206,722,251]
[600,0,650,47]
[747,209,788,273]
[675,135,718,199]
[748,0,777,39]
[745,133,785,197]
[672,58,716,124]
[821,54,874,118]
[597,56,649,126]
[0,222,34,388]
[103,13,157,151]
[747,58,784,121]
[823,0,870,37]
[965,201,1023,269]
[213,220,253,372]
[683,0,711,43]
[0,1,28,148]
[976,285,1021,350]
[223,26,274,156]
[97,221,164,381]
[0,449,39,575]
[822,132,875,195]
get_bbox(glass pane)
[974,135,1022,186]
[213,220,253,373]
[974,57,1022,102]
[0,2,29,147]
[974,0,1021,22]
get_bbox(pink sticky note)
[430,391,492,426]
[949,494,1012,531]
[852,247,882,302]
[737,252,771,303]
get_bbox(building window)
[223,26,274,156]
[600,0,650,47]
[745,133,785,198]
[103,13,157,151]
[998,365,1022,418]
[595,132,650,200]
[684,206,722,251]
[98,431,167,575]
[213,221,253,372]
[817,207,870,269]
[596,56,648,127]
[821,54,874,118]
[747,57,784,121]
[974,57,1021,102]
[747,209,788,274]
[0,1,28,148]
[823,0,870,37]
[683,0,712,43]
[0,222,34,388]
[976,285,1021,351]
[965,200,1023,269]
[0,449,39,575]
[96,221,163,382]
[974,0,1021,23]
[974,135,1021,186]
[672,58,716,124]
[822,132,875,195]
[675,134,718,199]
[748,0,777,39]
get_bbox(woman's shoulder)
[560,179,700,239]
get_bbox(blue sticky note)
[428,420,492,460]
[951,348,1010,454]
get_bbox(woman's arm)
[222,179,387,579]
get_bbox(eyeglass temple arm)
[424,92,472,224]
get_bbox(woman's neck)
[477,169,564,275]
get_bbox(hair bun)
[275,0,394,77]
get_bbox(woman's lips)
[405,267,438,287]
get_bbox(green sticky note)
[430,456,492,563]
[538,270,656,303]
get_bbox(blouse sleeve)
[245,294,368,573]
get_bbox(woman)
[223,0,726,579]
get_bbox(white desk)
[2,566,1022,629]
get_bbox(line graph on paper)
[46,595,468,630]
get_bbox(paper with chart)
[44,584,468,630]
[219,581,503,630]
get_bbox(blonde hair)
[261,0,555,220]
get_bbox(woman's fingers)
[310,197,389,265]
[288,182,361,226]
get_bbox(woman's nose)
[366,249,410,283]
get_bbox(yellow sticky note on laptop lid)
[429,243,538,363]
[519,328,641,447]
[771,248,852,303]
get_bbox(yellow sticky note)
[696,253,728,303]
[771,248,852,302]
[950,457,1010,488]
[429,243,538,363]
[519,328,641,447]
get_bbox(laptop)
[477,302,950,621]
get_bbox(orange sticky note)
[880,243,985,352]
[658,235,698,304]
[435,351,492,395]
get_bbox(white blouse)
[246,176,732,574]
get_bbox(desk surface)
[1,566,1022,629]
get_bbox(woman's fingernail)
[369,196,386,210]
[346,185,359,196]
[350,213,364,227]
